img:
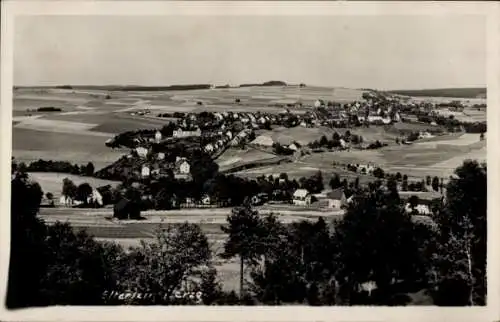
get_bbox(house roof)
[326,188,345,200]
[293,189,310,198]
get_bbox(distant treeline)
[239,81,288,87]
[37,107,62,112]
[388,88,486,99]
[50,84,213,91]
[12,159,95,176]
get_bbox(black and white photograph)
[1,1,498,321]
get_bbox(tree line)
[12,159,95,177]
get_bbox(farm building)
[173,128,201,138]
[135,147,148,158]
[326,188,348,209]
[59,195,74,207]
[292,189,312,206]
[404,200,432,215]
[113,198,141,220]
[251,135,274,147]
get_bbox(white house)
[173,128,202,138]
[292,189,312,206]
[214,112,223,121]
[405,203,431,215]
[288,143,298,151]
[155,130,162,143]
[59,195,74,207]
[225,131,233,140]
[135,147,148,158]
[201,194,211,205]
[157,152,165,160]
[141,165,151,178]
[87,188,103,206]
[179,160,190,174]
[204,143,214,153]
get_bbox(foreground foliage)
[7,160,486,307]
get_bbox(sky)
[14,15,486,90]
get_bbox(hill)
[387,87,486,99]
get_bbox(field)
[30,172,121,198]
[12,86,366,170]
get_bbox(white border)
[1,1,499,322]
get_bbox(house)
[113,198,141,220]
[173,128,202,138]
[135,146,148,158]
[155,130,162,143]
[326,188,347,209]
[251,135,274,147]
[59,195,74,207]
[214,112,223,121]
[141,165,151,178]
[87,188,104,206]
[204,143,214,153]
[175,157,191,174]
[404,200,432,215]
[157,152,165,160]
[288,143,298,151]
[201,194,211,205]
[225,131,233,140]
[292,189,312,206]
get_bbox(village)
[15,87,485,222]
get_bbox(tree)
[39,223,124,305]
[199,266,224,305]
[46,192,54,207]
[319,135,328,146]
[402,176,409,192]
[426,176,432,186]
[85,162,95,176]
[7,174,47,308]
[432,176,440,192]
[221,205,267,299]
[334,189,423,305]
[373,167,385,179]
[62,178,77,199]
[75,183,93,204]
[329,173,342,190]
[408,195,419,210]
[433,160,486,306]
[121,223,212,304]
